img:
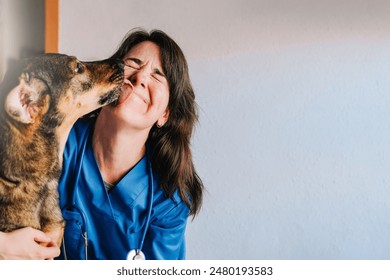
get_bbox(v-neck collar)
[84,131,150,219]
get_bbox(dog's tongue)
[117,79,132,105]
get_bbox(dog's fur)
[0,53,123,247]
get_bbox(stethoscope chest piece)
[127,249,145,260]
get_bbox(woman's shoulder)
[71,117,95,138]
[63,117,95,159]
[151,174,190,224]
[66,117,95,145]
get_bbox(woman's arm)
[0,227,60,260]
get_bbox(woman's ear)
[156,109,169,128]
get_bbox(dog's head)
[1,53,123,126]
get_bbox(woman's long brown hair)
[109,28,204,216]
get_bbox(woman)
[0,28,203,260]
[0,227,60,260]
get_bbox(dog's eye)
[74,62,84,74]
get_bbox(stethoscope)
[61,128,154,260]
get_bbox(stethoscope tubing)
[139,145,154,251]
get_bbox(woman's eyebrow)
[124,57,142,65]
[124,57,166,77]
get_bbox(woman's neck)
[92,110,148,185]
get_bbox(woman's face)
[109,41,170,130]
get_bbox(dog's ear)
[4,79,45,124]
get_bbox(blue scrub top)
[56,117,190,260]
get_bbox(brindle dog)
[0,54,123,248]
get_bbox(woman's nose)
[130,71,147,88]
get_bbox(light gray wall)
[0,0,44,80]
[59,0,390,259]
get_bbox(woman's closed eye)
[124,58,141,69]
[152,69,167,83]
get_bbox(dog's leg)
[42,223,65,248]
[40,179,65,248]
